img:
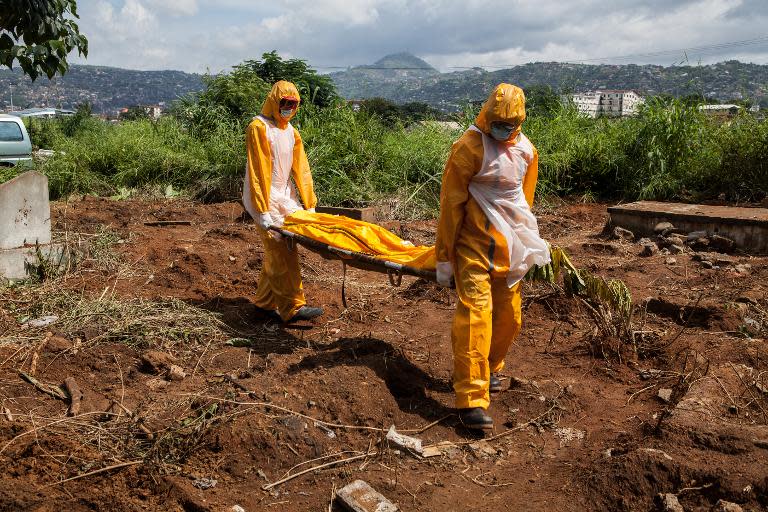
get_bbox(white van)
[0,114,33,166]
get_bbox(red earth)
[0,196,766,511]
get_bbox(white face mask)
[280,108,294,119]
[490,123,515,141]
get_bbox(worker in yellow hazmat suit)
[242,81,324,323]
[435,84,550,429]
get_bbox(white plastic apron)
[243,115,303,226]
[467,125,551,286]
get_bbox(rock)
[665,257,678,265]
[654,222,675,234]
[386,425,423,455]
[761,196,768,208]
[640,368,662,380]
[45,336,73,353]
[638,237,653,245]
[640,243,658,257]
[656,493,684,512]
[612,226,635,241]
[336,480,398,512]
[660,248,670,255]
[641,448,673,461]
[145,378,169,391]
[734,264,751,275]
[192,477,217,490]
[753,438,768,449]
[422,441,460,459]
[140,351,177,374]
[709,234,735,252]
[687,230,709,241]
[658,388,673,403]
[509,376,531,388]
[553,427,585,447]
[22,315,59,329]
[231,506,246,512]
[168,364,186,381]
[469,441,498,458]
[668,244,684,255]
[701,260,714,269]
[715,500,744,512]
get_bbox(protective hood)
[474,83,526,143]
[261,80,301,129]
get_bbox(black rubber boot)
[458,407,494,430]
[490,373,503,393]
[287,306,324,323]
[254,306,281,322]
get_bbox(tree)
[0,0,88,80]
[241,51,340,108]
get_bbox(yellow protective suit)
[435,84,544,410]
[244,81,318,321]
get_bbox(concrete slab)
[608,201,768,254]
[0,171,51,250]
[0,244,68,281]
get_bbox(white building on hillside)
[566,90,644,118]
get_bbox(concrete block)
[336,480,398,512]
[0,244,67,281]
[608,201,768,254]
[315,206,376,223]
[0,171,51,250]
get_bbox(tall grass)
[11,98,767,215]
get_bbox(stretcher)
[268,225,438,287]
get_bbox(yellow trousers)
[253,230,306,321]
[452,246,522,410]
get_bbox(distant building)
[8,107,75,118]
[698,104,741,118]
[119,105,163,120]
[565,90,644,118]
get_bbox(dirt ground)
[1,196,767,512]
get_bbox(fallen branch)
[262,451,375,491]
[19,371,67,401]
[46,460,143,486]
[143,220,192,226]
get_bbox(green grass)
[12,98,767,216]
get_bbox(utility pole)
[9,84,13,112]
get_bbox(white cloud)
[144,0,199,17]
[72,0,768,72]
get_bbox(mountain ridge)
[1,53,766,113]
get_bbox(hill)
[0,65,203,115]
[2,56,766,115]
[331,55,768,109]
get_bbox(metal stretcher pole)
[268,226,439,284]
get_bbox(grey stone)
[658,388,673,403]
[0,244,69,281]
[668,244,685,254]
[715,500,744,512]
[657,493,684,512]
[640,243,658,257]
[612,226,635,241]
[0,171,50,250]
[709,234,735,252]
[687,230,709,241]
[665,257,678,265]
[654,222,675,234]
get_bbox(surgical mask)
[280,108,294,119]
[489,123,516,141]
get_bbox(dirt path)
[0,197,766,511]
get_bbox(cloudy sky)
[71,0,768,73]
